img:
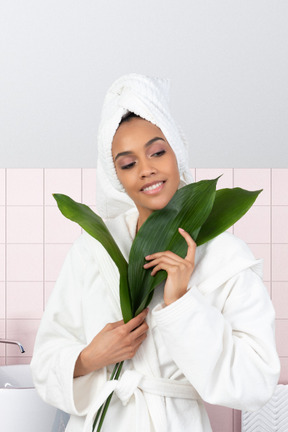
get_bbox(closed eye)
[152,150,166,157]
[121,161,136,170]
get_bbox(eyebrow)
[114,137,165,161]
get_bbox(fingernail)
[179,227,185,232]
[145,255,150,259]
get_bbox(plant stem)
[92,363,119,430]
[92,361,124,432]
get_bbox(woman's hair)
[119,112,141,125]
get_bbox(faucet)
[0,339,25,353]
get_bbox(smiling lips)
[141,181,165,194]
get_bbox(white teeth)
[143,181,163,192]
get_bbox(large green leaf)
[196,187,262,245]
[53,194,132,321]
[53,182,262,322]
[119,275,132,322]
[129,178,218,316]
[132,184,262,316]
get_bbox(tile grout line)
[232,167,235,431]
[232,168,234,235]
[4,169,7,362]
[43,169,46,313]
[81,168,83,203]
[4,203,285,207]
[270,169,273,300]
[81,168,83,234]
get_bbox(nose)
[139,158,156,178]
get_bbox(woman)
[31,74,280,432]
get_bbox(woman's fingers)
[144,239,196,276]
[125,308,148,332]
[107,319,124,329]
[81,312,149,373]
[150,262,178,276]
[144,254,181,269]
[178,228,197,263]
[144,228,196,267]
[142,228,197,306]
[108,308,148,332]
[130,320,149,342]
[145,252,183,265]
[144,256,184,276]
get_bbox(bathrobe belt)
[83,369,199,432]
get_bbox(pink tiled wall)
[1,168,288,432]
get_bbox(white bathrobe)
[31,208,280,432]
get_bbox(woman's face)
[112,117,180,227]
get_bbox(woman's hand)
[74,309,149,378]
[143,228,196,306]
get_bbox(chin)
[151,198,172,211]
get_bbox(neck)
[136,220,140,235]
[136,207,155,233]
[136,215,147,233]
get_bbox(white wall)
[1,0,287,168]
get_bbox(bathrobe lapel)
[86,210,167,431]
[107,210,168,431]
[190,231,263,296]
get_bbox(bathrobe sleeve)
[31,235,107,416]
[152,233,280,411]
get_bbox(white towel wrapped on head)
[96,73,193,220]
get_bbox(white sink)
[0,364,69,432]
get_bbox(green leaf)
[132,183,262,316]
[129,178,219,316]
[119,274,133,322]
[53,183,262,322]
[196,187,262,245]
[53,194,133,322]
